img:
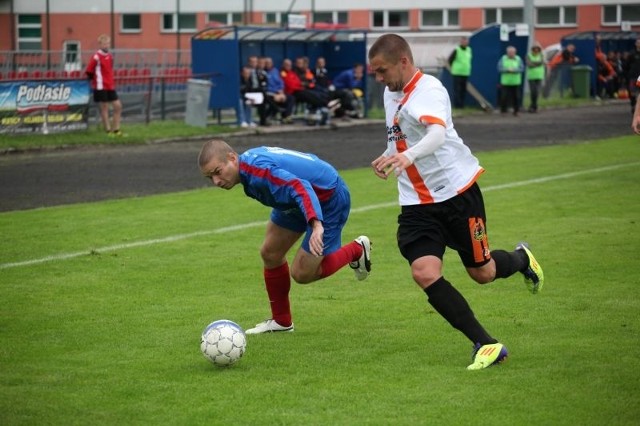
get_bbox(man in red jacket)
[85,34,123,136]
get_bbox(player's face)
[99,38,111,50]
[201,152,240,190]
[369,54,406,92]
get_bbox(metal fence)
[0,48,203,123]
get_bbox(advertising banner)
[0,79,90,134]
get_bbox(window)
[484,8,523,25]
[208,13,227,25]
[162,13,197,32]
[63,41,81,71]
[421,9,459,28]
[208,12,243,25]
[17,14,42,51]
[603,4,640,25]
[372,10,409,29]
[502,8,523,23]
[264,12,282,25]
[622,4,640,22]
[231,13,243,25]
[313,11,348,25]
[121,14,141,32]
[536,6,577,26]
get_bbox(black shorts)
[93,90,119,103]
[397,182,491,268]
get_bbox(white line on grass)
[2,162,637,270]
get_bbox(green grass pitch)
[1,136,639,425]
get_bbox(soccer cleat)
[467,342,508,370]
[349,235,372,281]
[245,319,294,335]
[108,129,125,137]
[516,242,544,294]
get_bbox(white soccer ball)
[200,320,247,366]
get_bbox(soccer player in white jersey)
[367,34,544,370]
[632,75,640,135]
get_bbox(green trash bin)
[571,65,592,98]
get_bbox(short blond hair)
[368,33,414,65]
[97,34,110,44]
[198,139,234,168]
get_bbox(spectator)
[607,50,623,95]
[596,52,617,99]
[313,56,344,116]
[544,44,579,98]
[238,66,266,128]
[448,36,472,109]
[548,43,580,69]
[85,34,123,136]
[240,55,268,127]
[282,58,331,125]
[526,43,545,113]
[263,57,294,124]
[498,46,524,116]
[332,63,365,118]
[313,56,331,91]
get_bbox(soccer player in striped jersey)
[368,34,544,370]
[198,140,371,334]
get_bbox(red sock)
[264,263,292,327]
[319,240,363,278]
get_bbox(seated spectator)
[281,58,331,125]
[237,66,266,128]
[263,57,294,124]
[313,56,343,114]
[607,50,623,95]
[313,56,332,92]
[596,52,617,99]
[332,63,365,118]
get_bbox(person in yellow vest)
[448,36,472,109]
[498,45,524,116]
[526,43,545,113]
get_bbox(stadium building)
[0,1,638,56]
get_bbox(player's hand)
[371,155,388,179]
[309,220,325,257]
[373,153,411,178]
[633,116,640,135]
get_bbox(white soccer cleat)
[349,235,372,281]
[245,319,294,335]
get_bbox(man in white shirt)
[367,33,545,370]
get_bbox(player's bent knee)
[467,268,494,284]
[411,269,440,288]
[290,268,316,284]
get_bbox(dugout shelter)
[440,24,529,109]
[191,26,368,112]
[560,31,637,96]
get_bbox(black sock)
[491,249,528,279]
[424,277,497,345]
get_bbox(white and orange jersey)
[383,70,483,205]
[636,75,640,87]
